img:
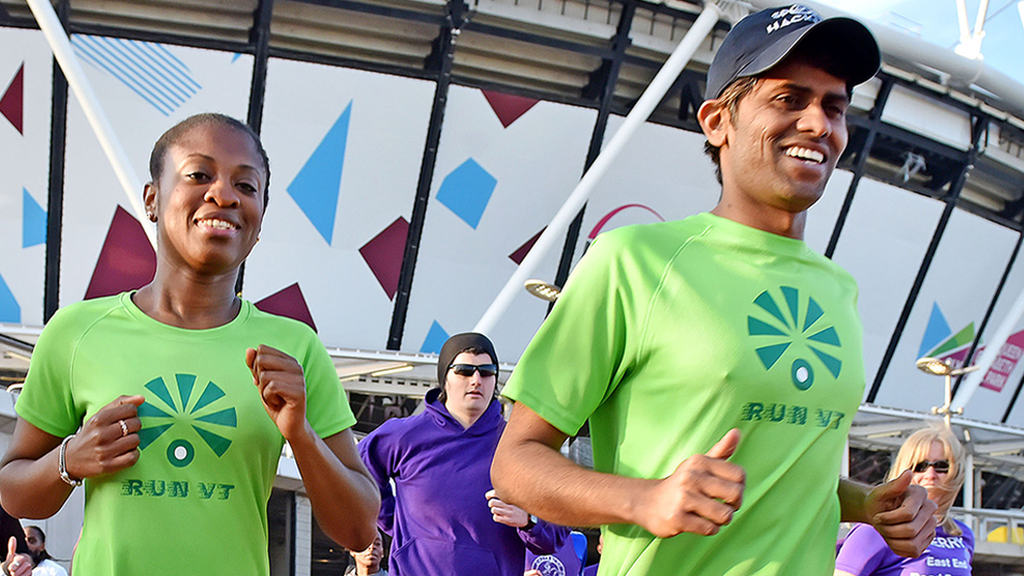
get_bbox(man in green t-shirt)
[492,5,939,576]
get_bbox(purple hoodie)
[359,389,568,576]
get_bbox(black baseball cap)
[706,4,880,100]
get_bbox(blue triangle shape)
[420,320,449,354]
[287,101,351,245]
[22,188,46,248]
[436,158,497,229]
[0,270,20,323]
[918,302,952,359]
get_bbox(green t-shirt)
[17,292,355,576]
[503,213,865,576]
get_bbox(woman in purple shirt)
[835,424,973,576]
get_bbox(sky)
[815,0,1024,86]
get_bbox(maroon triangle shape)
[482,90,540,128]
[0,63,24,135]
[85,206,157,300]
[255,283,318,333]
[509,227,545,265]
[359,217,409,301]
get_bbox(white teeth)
[198,219,236,230]
[785,147,825,164]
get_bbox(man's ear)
[698,99,729,148]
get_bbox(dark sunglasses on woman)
[450,364,499,378]
[913,460,950,474]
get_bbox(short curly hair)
[149,113,271,208]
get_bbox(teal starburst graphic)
[137,374,237,466]
[747,287,842,390]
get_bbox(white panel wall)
[969,247,1024,425]
[59,38,252,306]
[872,208,1018,411]
[249,59,435,349]
[0,28,53,325]
[803,169,853,255]
[881,84,973,151]
[569,115,719,266]
[984,122,1024,175]
[567,116,852,264]
[830,178,946,396]
[403,85,595,360]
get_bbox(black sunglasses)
[449,363,498,378]
[913,460,950,474]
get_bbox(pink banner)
[940,330,1024,393]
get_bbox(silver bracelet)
[59,434,82,487]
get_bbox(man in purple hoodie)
[358,333,568,575]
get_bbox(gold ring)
[119,419,129,437]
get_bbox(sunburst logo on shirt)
[747,286,842,391]
[136,374,237,467]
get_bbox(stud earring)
[147,212,157,222]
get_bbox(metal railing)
[953,506,1024,556]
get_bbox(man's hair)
[702,76,759,185]
[438,345,496,404]
[148,113,271,207]
[25,525,51,561]
[702,47,857,185]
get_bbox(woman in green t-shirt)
[0,114,380,575]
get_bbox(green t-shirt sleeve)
[503,231,638,436]
[299,331,356,439]
[17,305,89,437]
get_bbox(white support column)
[964,450,974,510]
[473,0,731,335]
[294,494,313,576]
[952,286,1024,413]
[25,0,155,248]
[975,467,984,510]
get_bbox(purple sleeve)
[835,524,890,575]
[357,425,397,535]
[959,520,975,563]
[517,518,570,555]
